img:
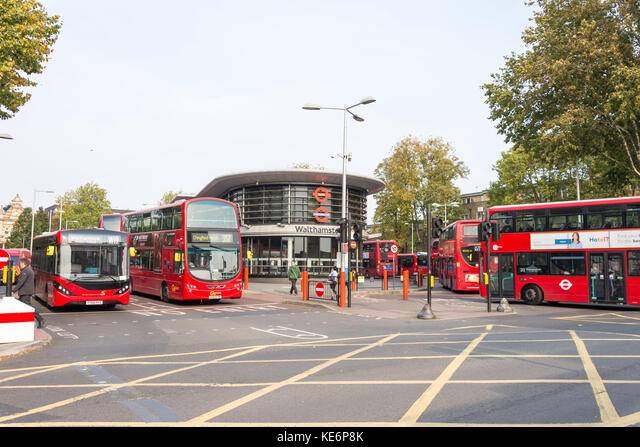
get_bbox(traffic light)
[352,222,363,243]
[479,221,501,241]
[431,217,444,239]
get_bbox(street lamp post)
[30,189,54,252]
[302,96,376,275]
[432,202,460,225]
[405,221,414,253]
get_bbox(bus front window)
[58,245,127,279]
[187,244,240,281]
[186,230,240,281]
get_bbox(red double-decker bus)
[32,229,130,308]
[99,214,125,232]
[437,219,482,292]
[123,197,243,302]
[479,197,640,306]
[362,240,398,278]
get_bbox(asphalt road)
[1,290,640,426]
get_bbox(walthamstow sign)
[241,224,340,237]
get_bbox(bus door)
[489,253,515,299]
[589,252,626,304]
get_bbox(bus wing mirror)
[46,246,55,256]
[129,247,137,257]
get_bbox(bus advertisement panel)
[479,197,640,306]
[32,229,130,308]
[437,220,481,292]
[124,197,243,302]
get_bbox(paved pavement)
[1,284,640,426]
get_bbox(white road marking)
[250,326,328,340]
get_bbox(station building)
[195,169,384,277]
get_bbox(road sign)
[0,249,9,270]
[390,245,398,253]
[350,240,357,249]
[315,282,325,297]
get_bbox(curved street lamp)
[302,96,376,274]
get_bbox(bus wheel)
[522,285,543,305]
[161,283,170,302]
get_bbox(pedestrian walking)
[328,266,338,300]
[288,262,301,295]
[13,257,45,328]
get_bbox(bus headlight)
[116,284,129,294]
[53,281,72,295]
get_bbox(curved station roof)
[197,169,385,198]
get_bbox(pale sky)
[2,0,532,220]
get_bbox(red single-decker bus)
[32,229,130,308]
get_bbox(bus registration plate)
[85,300,104,305]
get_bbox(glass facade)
[224,184,367,225]
[224,183,368,277]
[242,236,340,277]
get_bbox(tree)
[484,0,640,183]
[56,182,112,229]
[0,0,61,119]
[160,190,182,205]
[373,136,469,250]
[5,207,49,248]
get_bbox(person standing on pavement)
[13,258,45,328]
[288,261,301,295]
[328,266,339,300]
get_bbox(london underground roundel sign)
[559,279,573,291]
[315,282,325,297]
[313,187,331,203]
[313,206,331,223]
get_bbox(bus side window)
[173,207,182,230]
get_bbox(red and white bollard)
[0,297,35,343]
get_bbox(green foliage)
[160,190,182,205]
[0,0,61,119]
[488,146,640,206]
[5,206,49,248]
[56,182,112,229]
[483,0,640,182]
[373,136,469,249]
